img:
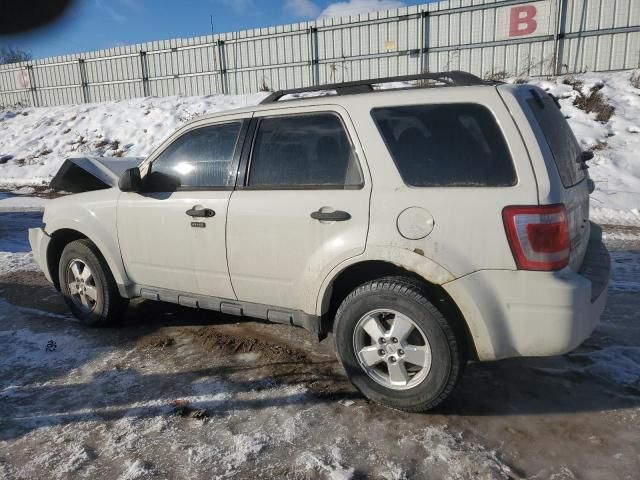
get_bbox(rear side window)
[248,113,363,188]
[526,92,585,187]
[147,122,242,190]
[371,103,516,187]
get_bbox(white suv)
[29,72,610,412]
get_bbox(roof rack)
[260,70,491,104]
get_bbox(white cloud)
[220,0,258,15]
[285,0,321,18]
[319,0,406,19]
[95,0,127,22]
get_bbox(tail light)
[502,204,570,271]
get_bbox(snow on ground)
[0,190,49,212]
[0,92,265,187]
[0,71,639,224]
[0,292,516,480]
[1,215,639,478]
[0,251,39,276]
[609,250,640,292]
[0,211,43,275]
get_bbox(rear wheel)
[333,276,464,412]
[59,239,128,326]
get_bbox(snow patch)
[118,459,154,480]
[583,346,640,387]
[228,432,268,468]
[0,325,96,370]
[592,208,640,227]
[402,425,513,479]
[0,192,49,211]
[299,446,355,480]
[0,93,265,188]
[609,251,640,292]
[0,251,39,275]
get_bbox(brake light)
[502,204,570,271]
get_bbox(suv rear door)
[502,86,591,271]
[226,106,371,312]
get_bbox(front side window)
[146,122,242,191]
[372,103,517,187]
[248,113,363,188]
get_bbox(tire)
[333,276,464,412]
[58,239,128,327]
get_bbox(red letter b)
[509,5,537,37]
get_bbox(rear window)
[371,103,516,187]
[526,92,585,187]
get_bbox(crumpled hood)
[50,157,142,193]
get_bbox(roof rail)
[260,70,490,104]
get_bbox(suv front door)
[226,106,371,313]
[117,115,249,298]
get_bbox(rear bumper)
[28,227,53,283]
[444,223,610,361]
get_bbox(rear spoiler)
[50,157,142,193]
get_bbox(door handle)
[186,207,215,218]
[310,210,351,222]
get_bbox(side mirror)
[118,167,142,192]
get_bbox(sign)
[496,1,553,40]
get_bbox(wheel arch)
[318,257,478,360]
[46,227,130,294]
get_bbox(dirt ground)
[1,213,639,479]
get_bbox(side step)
[134,285,325,335]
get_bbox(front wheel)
[59,239,128,327]
[333,276,464,412]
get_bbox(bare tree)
[0,47,32,65]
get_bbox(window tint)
[371,103,516,187]
[147,122,242,190]
[248,114,363,188]
[526,93,585,187]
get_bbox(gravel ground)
[1,213,639,479]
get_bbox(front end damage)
[50,157,142,193]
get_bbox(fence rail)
[1,0,638,107]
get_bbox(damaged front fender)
[50,157,142,193]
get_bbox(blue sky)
[1,0,425,60]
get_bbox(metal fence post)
[309,26,319,86]
[139,51,150,97]
[553,0,569,75]
[217,40,228,94]
[421,11,429,73]
[78,59,89,103]
[26,65,38,107]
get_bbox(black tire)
[58,239,128,327]
[333,276,464,412]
